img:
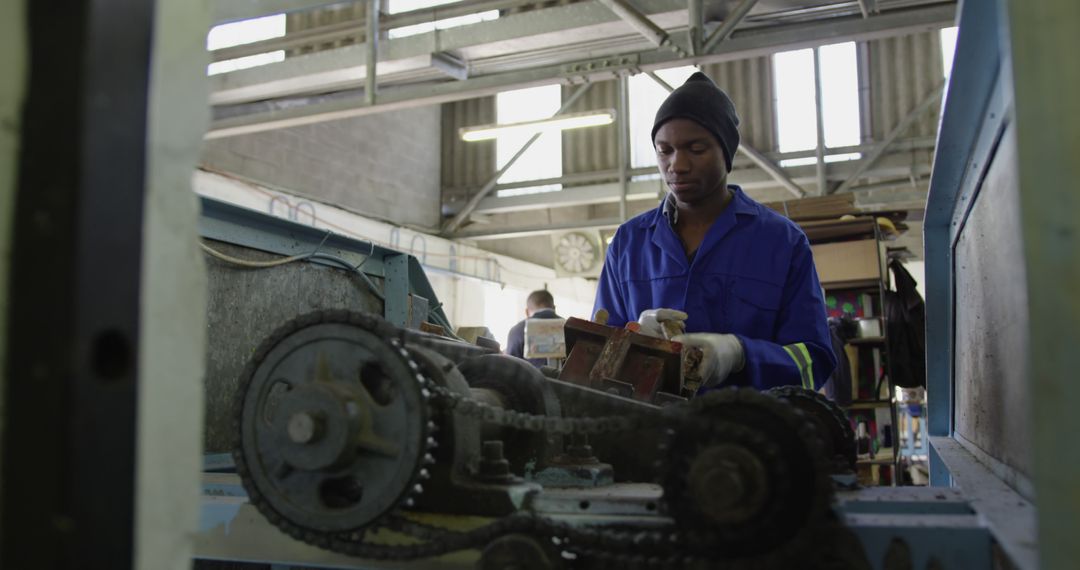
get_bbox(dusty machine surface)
[198,308,980,570]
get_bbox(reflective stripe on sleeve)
[782,342,814,389]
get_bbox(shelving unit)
[803,216,901,486]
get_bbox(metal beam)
[702,0,759,53]
[737,144,807,198]
[596,0,678,51]
[813,46,827,194]
[207,4,957,137]
[467,179,664,215]
[365,0,379,105]
[453,217,624,240]
[455,182,933,240]
[212,0,352,25]
[465,152,929,216]
[617,73,631,221]
[831,83,943,194]
[211,0,533,61]
[645,70,675,92]
[441,136,936,205]
[209,0,686,105]
[440,82,594,234]
[431,52,469,80]
[857,0,871,18]
[688,0,704,55]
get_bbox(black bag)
[884,260,926,388]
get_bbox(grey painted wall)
[201,105,442,230]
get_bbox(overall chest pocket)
[728,278,783,339]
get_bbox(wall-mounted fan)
[551,231,603,277]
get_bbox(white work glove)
[672,333,746,388]
[636,308,688,339]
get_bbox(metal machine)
[204,308,940,570]
[192,194,1010,570]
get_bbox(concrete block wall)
[201,105,442,230]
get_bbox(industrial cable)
[198,242,309,268]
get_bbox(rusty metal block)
[558,317,692,404]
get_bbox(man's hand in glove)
[636,308,688,339]
[671,333,746,388]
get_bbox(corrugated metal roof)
[441,29,947,196]
[868,30,944,139]
[561,81,618,176]
[285,3,368,55]
[702,56,776,152]
[441,96,497,196]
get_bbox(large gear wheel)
[233,310,433,545]
[767,386,856,470]
[660,388,833,566]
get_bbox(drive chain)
[376,513,714,567]
[428,383,665,435]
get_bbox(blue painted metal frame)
[198,196,452,329]
[923,0,1009,485]
[198,477,994,570]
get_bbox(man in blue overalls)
[593,72,836,391]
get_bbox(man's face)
[654,118,728,206]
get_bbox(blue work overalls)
[593,186,836,391]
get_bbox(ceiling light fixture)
[459,109,616,142]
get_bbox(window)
[387,0,499,39]
[495,85,563,197]
[940,26,959,80]
[773,42,861,167]
[628,66,698,171]
[207,14,287,75]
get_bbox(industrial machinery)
[228,309,863,569]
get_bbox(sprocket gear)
[659,388,834,566]
[233,310,435,545]
[767,385,857,470]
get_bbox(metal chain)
[237,310,825,567]
[428,383,665,435]
[374,513,715,566]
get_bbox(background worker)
[593,72,836,391]
[506,289,561,367]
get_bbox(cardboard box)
[811,239,881,286]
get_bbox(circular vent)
[554,232,598,274]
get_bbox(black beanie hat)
[651,72,740,172]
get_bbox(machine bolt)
[287,411,324,444]
[479,440,512,481]
[566,433,596,461]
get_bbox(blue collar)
[655,185,758,228]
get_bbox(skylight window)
[495,85,563,197]
[773,42,862,167]
[940,26,959,80]
[206,14,286,75]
